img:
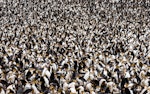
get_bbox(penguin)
[83,69,90,81]
[91,79,99,88]
[23,89,33,94]
[26,71,32,81]
[40,77,46,92]
[0,86,5,94]
[124,87,131,94]
[121,77,128,89]
[31,81,40,94]
[99,79,107,92]
[50,70,55,82]
[0,80,8,88]
[73,60,78,70]
[42,67,51,79]
[6,84,16,94]
[105,85,111,93]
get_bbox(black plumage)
[20,61,23,69]
[105,87,111,93]
[51,80,60,88]
[35,74,39,80]
[40,77,45,84]
[15,57,19,63]
[0,80,8,87]
[78,63,82,73]
[62,64,68,69]
[23,89,32,94]
[79,76,86,82]
[121,78,128,89]
[146,72,150,76]
[7,56,13,61]
[26,71,32,81]
[135,73,141,83]
[0,57,3,63]
[143,90,148,94]
[50,71,55,82]
[59,48,65,55]
[20,80,26,86]
[91,79,99,87]
[2,47,6,54]
[74,60,78,70]
[107,71,112,77]
[41,82,46,92]
[72,71,77,80]
[125,88,131,94]
[24,58,30,63]
[9,89,15,93]
[100,81,107,91]
[17,50,22,59]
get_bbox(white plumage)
[44,76,50,87]
[84,70,90,81]
[32,83,40,94]
[125,71,131,78]
[63,82,68,91]
[99,79,106,87]
[24,83,31,91]
[78,86,84,94]
[65,71,72,81]
[69,81,76,88]
[107,82,114,92]
[141,78,149,86]
[86,83,92,91]
[0,88,5,94]
[52,63,57,71]
[103,69,108,77]
[42,67,51,79]
[70,87,77,94]
[6,84,15,94]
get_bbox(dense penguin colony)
[0,0,150,94]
